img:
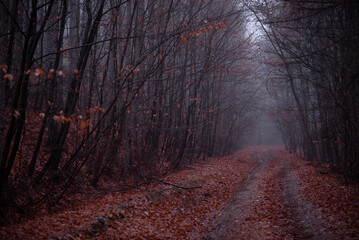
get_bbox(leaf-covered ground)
[1,146,359,239]
[0,148,257,239]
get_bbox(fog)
[247,116,283,146]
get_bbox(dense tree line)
[249,0,359,181]
[0,0,256,222]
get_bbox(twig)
[154,178,202,190]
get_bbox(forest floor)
[1,146,359,239]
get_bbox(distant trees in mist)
[249,0,359,181]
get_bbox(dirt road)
[205,148,333,240]
[2,147,358,239]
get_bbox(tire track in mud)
[205,150,268,239]
[277,155,331,239]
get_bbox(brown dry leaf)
[4,73,13,81]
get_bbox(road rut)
[204,148,332,240]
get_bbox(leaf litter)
[0,148,257,239]
[1,147,359,239]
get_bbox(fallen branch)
[154,178,202,190]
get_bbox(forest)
[0,0,359,239]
